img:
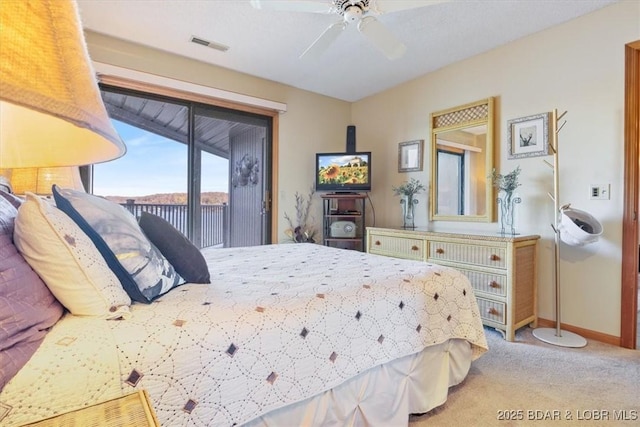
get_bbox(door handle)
[262,190,271,214]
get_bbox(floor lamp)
[532,109,588,348]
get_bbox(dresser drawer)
[366,227,539,341]
[368,234,425,261]
[476,297,506,325]
[458,268,507,297]
[428,241,506,269]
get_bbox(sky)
[93,120,229,197]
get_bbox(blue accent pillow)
[52,185,183,303]
[138,212,211,284]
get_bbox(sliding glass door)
[93,85,272,248]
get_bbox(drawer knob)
[436,248,444,254]
[411,245,419,251]
[489,254,500,261]
[375,240,381,246]
[489,281,500,288]
[487,307,500,316]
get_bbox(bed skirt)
[246,338,472,426]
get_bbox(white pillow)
[13,193,131,319]
[52,185,183,303]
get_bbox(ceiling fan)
[250,0,446,60]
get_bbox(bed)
[0,189,487,426]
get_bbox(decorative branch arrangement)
[284,186,316,243]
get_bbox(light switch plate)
[589,184,610,200]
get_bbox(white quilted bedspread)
[0,244,487,426]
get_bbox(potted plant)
[490,166,522,235]
[392,178,426,228]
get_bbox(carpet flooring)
[409,327,640,426]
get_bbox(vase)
[400,195,419,229]
[497,192,521,235]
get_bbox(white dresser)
[366,227,540,341]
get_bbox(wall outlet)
[589,184,610,200]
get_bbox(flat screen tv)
[315,152,371,192]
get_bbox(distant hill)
[105,192,228,205]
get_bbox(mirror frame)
[429,97,495,222]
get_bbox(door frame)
[621,40,640,349]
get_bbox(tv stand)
[321,193,366,252]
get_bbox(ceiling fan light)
[343,5,363,23]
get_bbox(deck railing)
[121,201,227,248]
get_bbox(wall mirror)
[429,97,495,222]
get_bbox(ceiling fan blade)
[300,21,346,59]
[373,0,449,14]
[357,16,406,60]
[250,0,332,14]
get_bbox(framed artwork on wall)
[398,140,424,172]
[507,112,550,159]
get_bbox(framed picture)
[398,140,424,172]
[507,112,550,159]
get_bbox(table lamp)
[0,0,126,175]
[1,167,84,196]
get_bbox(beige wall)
[352,0,640,337]
[86,0,639,338]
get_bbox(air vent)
[190,36,229,52]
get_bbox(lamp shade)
[0,0,126,168]
[5,167,85,196]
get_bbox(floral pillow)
[52,185,183,303]
[13,194,131,319]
